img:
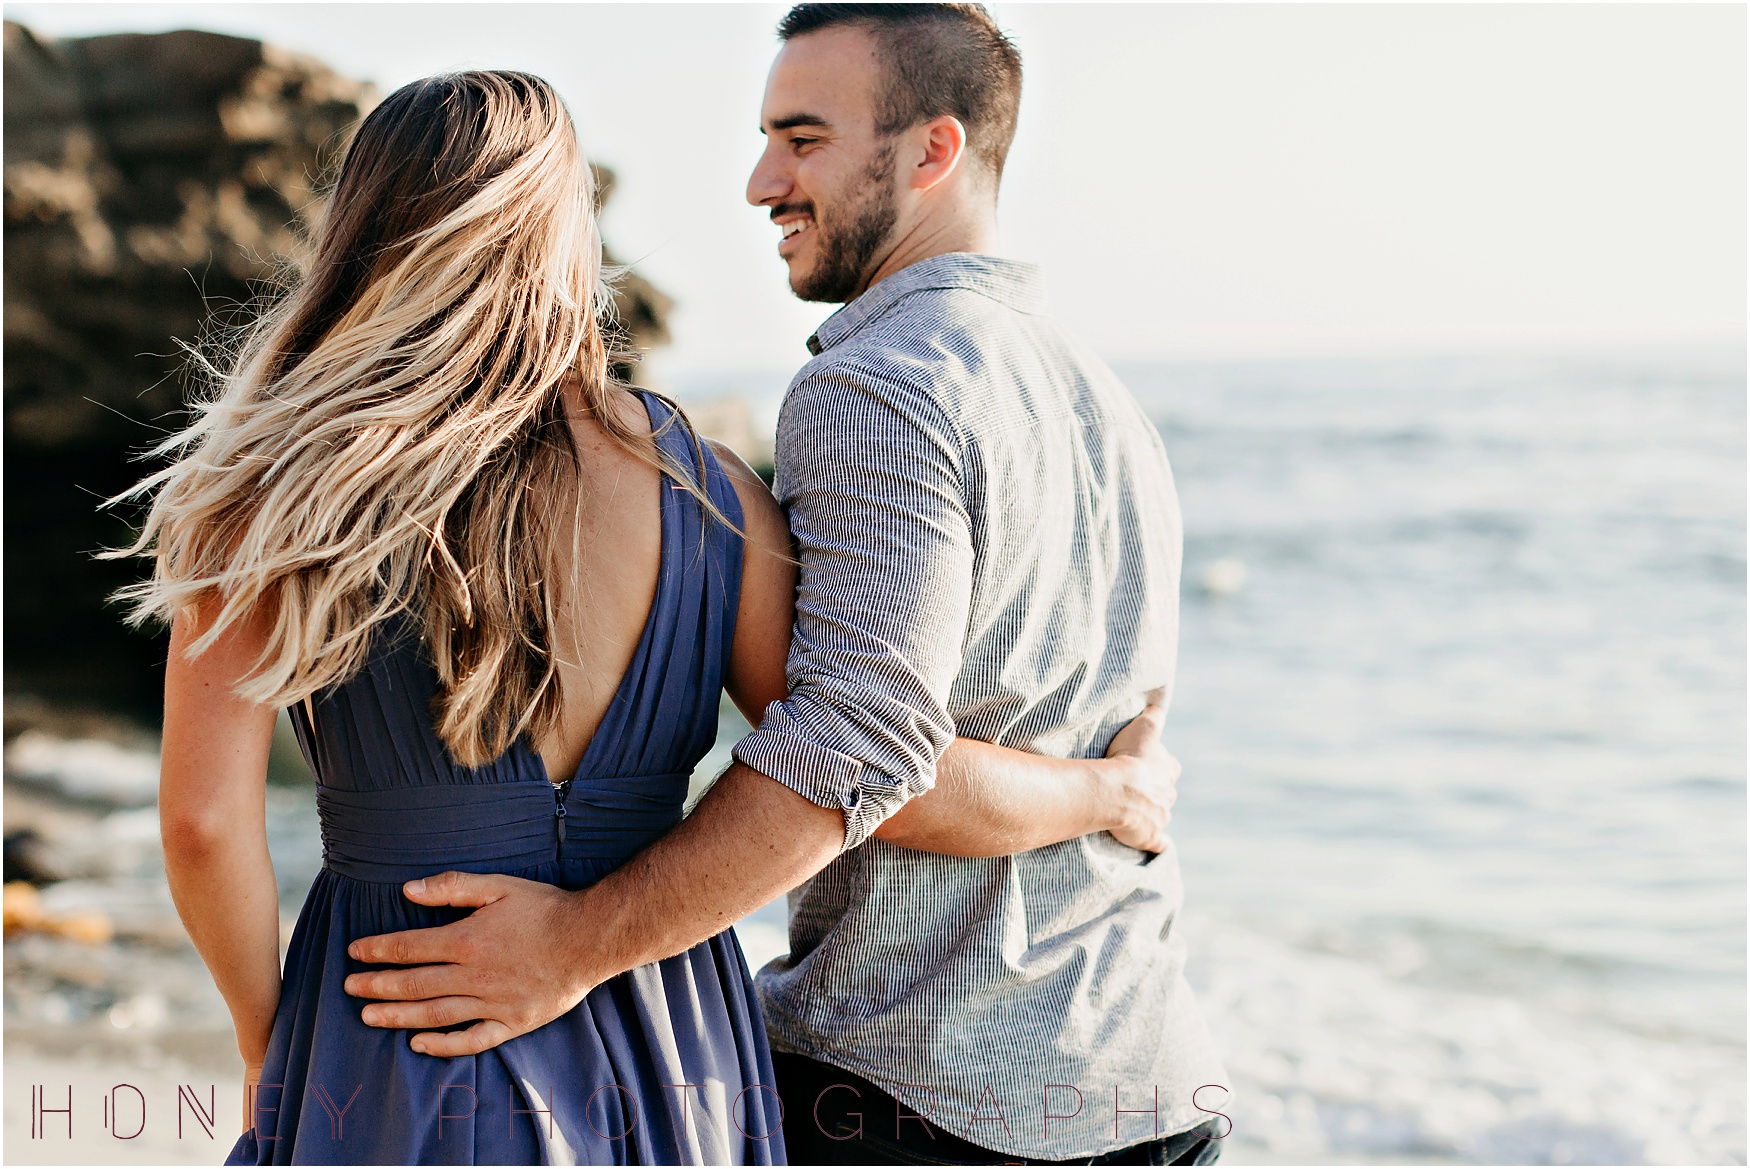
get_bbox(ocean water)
[6,350,1741,1164]
[714,349,1746,1163]
[1125,351,1746,1163]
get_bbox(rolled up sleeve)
[732,362,974,851]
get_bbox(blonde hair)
[109,71,696,767]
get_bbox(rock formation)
[3,23,675,723]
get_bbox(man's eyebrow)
[766,113,831,133]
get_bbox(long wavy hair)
[109,71,699,767]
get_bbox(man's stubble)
[791,143,898,304]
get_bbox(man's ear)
[910,114,968,192]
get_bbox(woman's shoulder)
[702,437,786,549]
[630,390,785,552]
[699,435,763,495]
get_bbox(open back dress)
[226,392,785,1165]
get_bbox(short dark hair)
[778,3,1023,181]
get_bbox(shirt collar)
[806,252,1047,356]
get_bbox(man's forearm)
[558,761,843,991]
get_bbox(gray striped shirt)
[734,253,1228,1159]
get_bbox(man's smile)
[775,213,814,257]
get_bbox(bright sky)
[8,3,1744,382]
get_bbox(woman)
[117,72,1177,1165]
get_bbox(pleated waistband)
[316,774,689,884]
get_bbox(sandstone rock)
[4,23,675,722]
[4,23,378,720]
[49,908,116,946]
[4,880,46,934]
[2,880,111,943]
[5,829,72,886]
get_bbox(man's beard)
[790,145,897,304]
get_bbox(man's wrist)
[555,886,614,998]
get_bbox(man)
[347,4,1227,1163]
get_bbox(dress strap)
[639,388,746,700]
[639,389,748,551]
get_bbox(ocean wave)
[1179,912,1745,1164]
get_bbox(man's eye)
[790,137,817,151]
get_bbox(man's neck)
[856,207,998,300]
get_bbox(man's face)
[747,27,900,304]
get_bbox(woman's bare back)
[529,382,666,783]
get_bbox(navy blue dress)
[227,393,785,1165]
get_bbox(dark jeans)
[772,1052,1226,1166]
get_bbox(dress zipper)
[552,777,573,818]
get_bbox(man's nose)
[746,145,789,207]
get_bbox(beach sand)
[5,1042,244,1164]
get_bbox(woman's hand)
[241,1061,264,1135]
[1098,690,1180,853]
[869,690,1183,858]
